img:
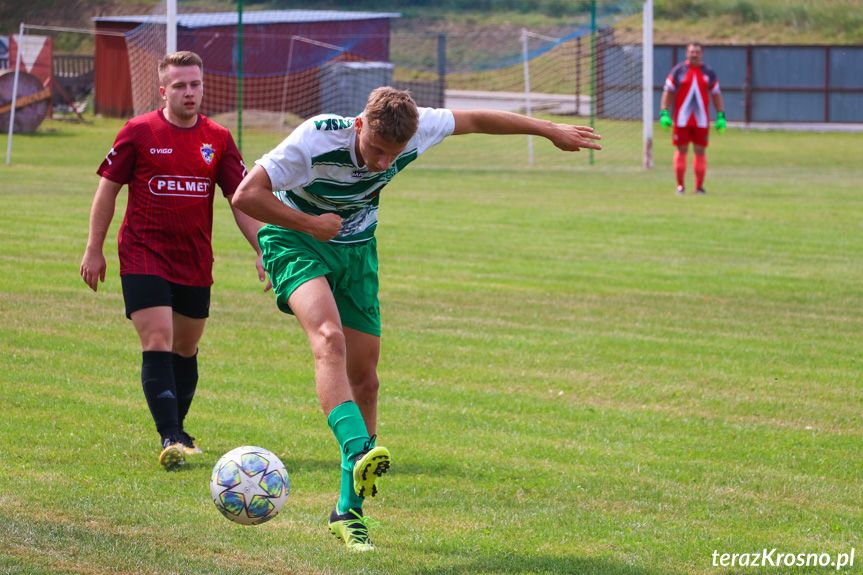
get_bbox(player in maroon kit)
[659,42,726,195]
[80,51,269,469]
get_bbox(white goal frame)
[642,0,654,169]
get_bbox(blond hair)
[363,87,419,145]
[158,51,203,84]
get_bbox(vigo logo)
[148,175,212,197]
[151,148,173,154]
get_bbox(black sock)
[172,352,198,431]
[141,351,179,440]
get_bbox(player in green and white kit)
[233,87,602,551]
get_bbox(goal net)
[123,0,648,169]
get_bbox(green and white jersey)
[256,107,455,244]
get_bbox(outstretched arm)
[451,109,602,151]
[80,177,123,292]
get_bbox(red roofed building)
[92,10,399,118]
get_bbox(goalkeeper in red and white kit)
[660,42,726,195]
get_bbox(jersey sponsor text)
[149,175,212,197]
[314,118,355,131]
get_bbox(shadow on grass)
[412,553,684,575]
[172,453,338,476]
[394,459,471,479]
[283,456,341,474]
[13,127,83,139]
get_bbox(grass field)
[1,116,862,575]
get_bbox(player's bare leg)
[674,144,689,194]
[288,276,353,414]
[289,278,389,550]
[344,327,380,436]
[693,144,708,194]
[132,306,174,352]
[171,313,205,357]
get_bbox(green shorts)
[258,225,381,336]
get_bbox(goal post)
[5,24,25,166]
[166,0,177,54]
[643,0,654,169]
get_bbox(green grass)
[653,0,863,43]
[1,116,862,575]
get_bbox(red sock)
[673,150,687,186]
[694,154,707,190]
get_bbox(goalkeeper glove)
[715,111,726,134]
[659,109,672,131]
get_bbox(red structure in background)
[8,34,54,85]
[92,10,399,119]
[92,22,135,117]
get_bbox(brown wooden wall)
[94,22,136,117]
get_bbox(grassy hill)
[2,0,862,47]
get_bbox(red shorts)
[673,125,709,147]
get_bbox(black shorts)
[121,274,211,319]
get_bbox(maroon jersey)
[664,61,721,128]
[98,110,246,286]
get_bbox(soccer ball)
[210,446,290,525]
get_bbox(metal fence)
[653,44,863,124]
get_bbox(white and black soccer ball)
[210,446,290,525]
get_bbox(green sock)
[327,401,369,514]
